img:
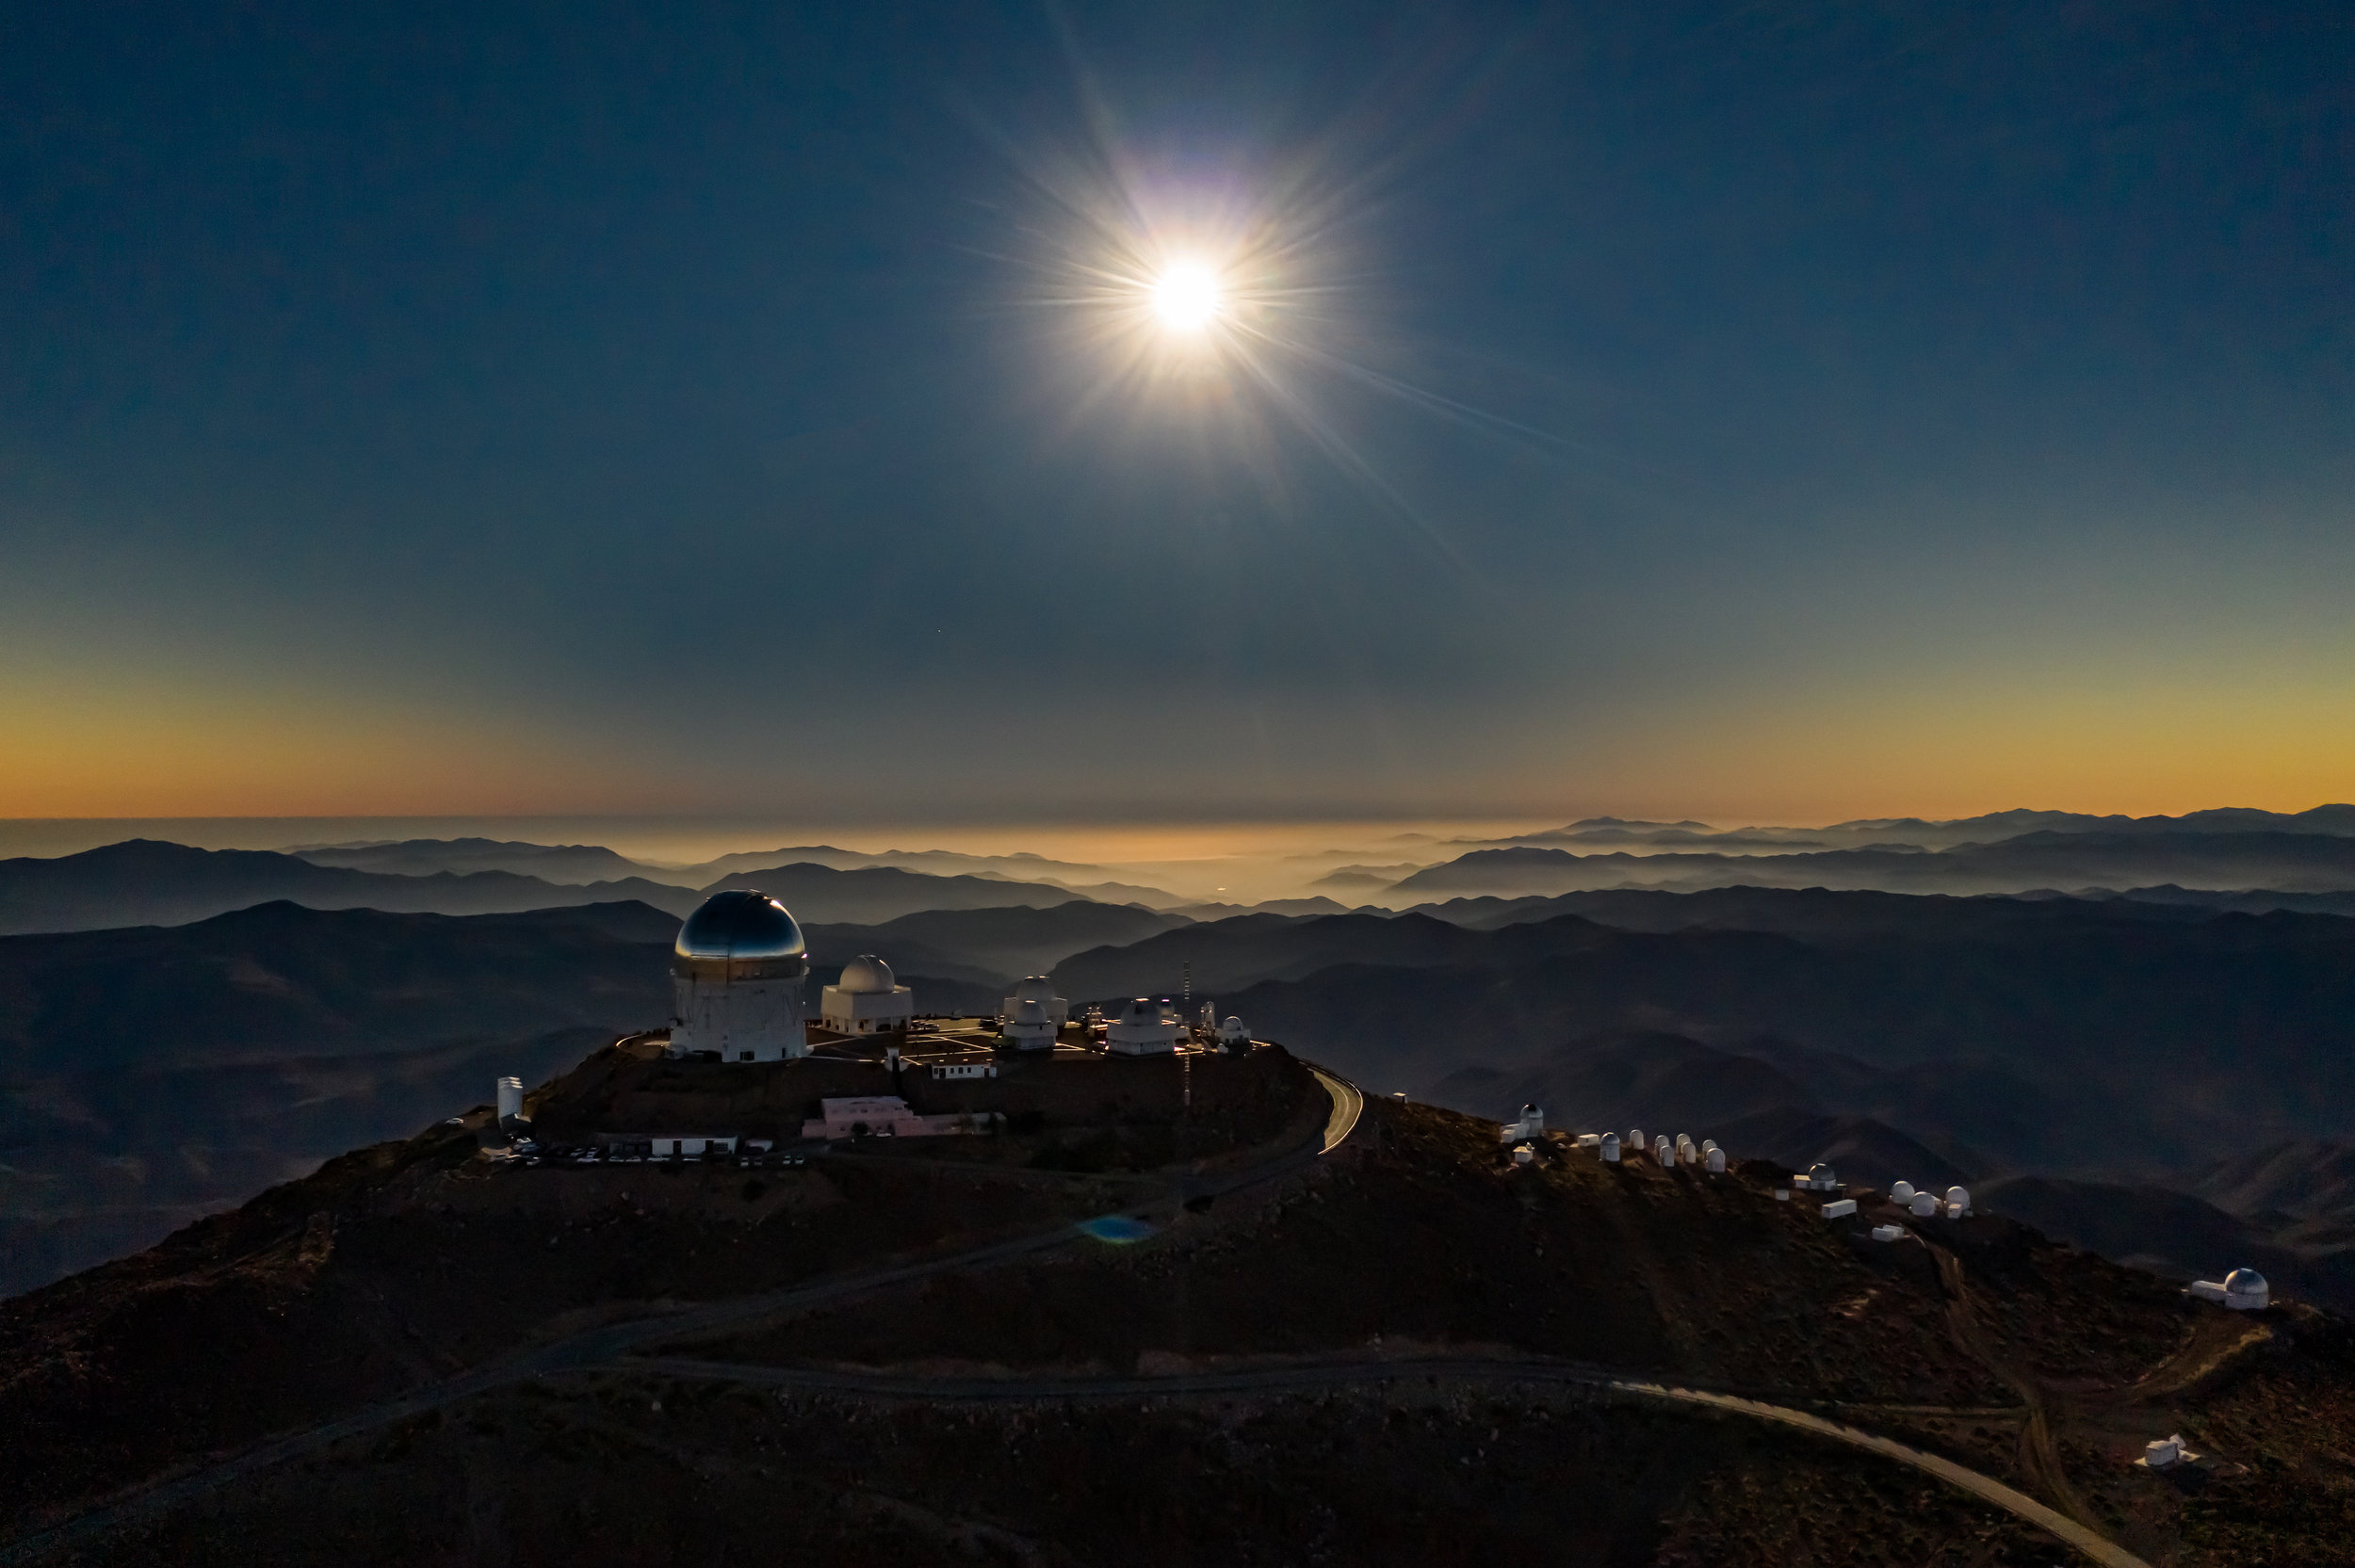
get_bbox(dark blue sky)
[5,2,2350,824]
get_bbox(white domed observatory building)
[1002,976,1068,1026]
[1001,996,1059,1052]
[667,890,810,1061]
[1106,997,1181,1056]
[821,953,916,1036]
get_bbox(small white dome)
[1891,1181,1916,1203]
[836,954,897,994]
[1946,1186,1971,1208]
[1011,997,1049,1024]
[2223,1268,2268,1294]
[1011,975,1059,1002]
[1807,1163,1836,1184]
[1117,997,1162,1025]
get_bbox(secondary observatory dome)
[2223,1268,2268,1295]
[836,954,897,994]
[673,891,807,978]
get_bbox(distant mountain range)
[1388,829,2355,899]
[801,900,1191,986]
[281,836,658,884]
[0,900,679,1295]
[1442,803,2355,855]
[1052,893,2355,1185]
[287,836,1187,906]
[12,827,2355,1313]
[0,840,704,936]
[0,841,1145,938]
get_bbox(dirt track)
[608,1350,2155,1568]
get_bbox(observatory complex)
[497,887,1268,1158]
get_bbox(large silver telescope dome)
[673,890,806,978]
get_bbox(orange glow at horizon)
[4,667,2349,832]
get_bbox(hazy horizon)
[8,799,2352,909]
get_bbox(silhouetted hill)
[1975,1170,2355,1317]
[0,840,704,935]
[0,900,684,1295]
[287,837,664,884]
[1424,1029,1815,1132]
[1706,1108,1977,1192]
[1409,883,2240,938]
[5,1081,2273,1565]
[1170,905,2355,1177]
[700,862,1109,925]
[2193,1140,2355,1225]
[1051,910,1632,1002]
[1459,803,2355,853]
[801,901,1190,985]
[1390,830,2355,899]
[1417,1031,1981,1191]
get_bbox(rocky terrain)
[3,1039,2347,1566]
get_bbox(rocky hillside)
[4,1042,2346,1565]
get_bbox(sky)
[3,1,2350,830]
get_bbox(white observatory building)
[1001,996,1059,1052]
[2189,1268,2271,1310]
[821,953,916,1036]
[667,890,810,1061]
[1003,976,1069,1026]
[1106,997,1181,1055]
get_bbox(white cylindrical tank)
[1910,1191,1939,1218]
[1700,1139,1718,1155]
[1600,1133,1621,1163]
[496,1076,523,1121]
[1657,1140,1676,1167]
[1628,1129,1644,1156]
[1706,1146,1727,1172]
[1891,1180,1915,1204]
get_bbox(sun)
[1151,260,1225,332]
